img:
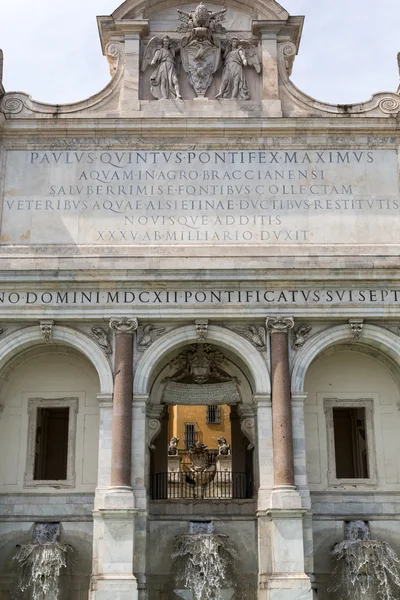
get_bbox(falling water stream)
[172,522,237,600]
[14,523,72,600]
[330,520,400,600]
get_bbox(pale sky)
[0,0,399,105]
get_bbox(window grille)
[184,423,198,449]
[206,404,221,424]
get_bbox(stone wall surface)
[1,0,400,599]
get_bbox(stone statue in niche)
[177,2,226,97]
[142,36,182,99]
[215,38,261,99]
[217,437,231,456]
[168,436,180,456]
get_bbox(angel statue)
[215,38,261,100]
[141,36,182,100]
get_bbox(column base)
[270,485,302,509]
[89,575,138,600]
[265,574,313,600]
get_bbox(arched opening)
[147,342,255,500]
[303,343,400,598]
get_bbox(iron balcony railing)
[150,471,253,500]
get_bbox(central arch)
[133,324,270,395]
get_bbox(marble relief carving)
[39,320,54,343]
[215,39,261,100]
[292,326,312,350]
[142,36,182,100]
[231,325,266,350]
[141,2,261,99]
[195,319,209,343]
[137,324,166,351]
[91,327,112,355]
[349,319,364,341]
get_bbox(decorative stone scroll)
[237,405,255,450]
[147,405,165,450]
[39,320,54,343]
[349,319,364,341]
[109,317,138,334]
[162,380,240,405]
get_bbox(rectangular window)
[34,407,69,480]
[25,397,78,488]
[324,398,376,487]
[206,405,221,424]
[332,407,368,479]
[184,423,198,449]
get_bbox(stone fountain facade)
[0,0,400,599]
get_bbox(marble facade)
[0,0,400,599]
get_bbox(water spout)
[14,523,73,600]
[172,521,237,600]
[330,520,400,600]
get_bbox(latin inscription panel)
[2,149,399,245]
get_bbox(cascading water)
[329,520,400,600]
[172,521,237,600]
[14,522,73,600]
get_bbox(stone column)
[109,317,138,489]
[262,317,312,600]
[89,317,139,600]
[267,316,295,492]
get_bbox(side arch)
[291,324,400,393]
[0,325,113,394]
[133,324,270,395]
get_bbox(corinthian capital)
[266,316,294,334]
[109,317,138,334]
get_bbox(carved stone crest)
[168,344,232,384]
[178,3,226,97]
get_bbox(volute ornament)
[109,317,138,334]
[266,316,295,334]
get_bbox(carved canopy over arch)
[291,324,400,394]
[133,324,270,395]
[111,0,289,21]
